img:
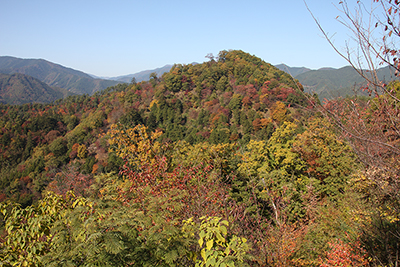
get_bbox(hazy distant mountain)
[0,73,73,105]
[110,64,174,83]
[274,64,312,77]
[0,56,120,95]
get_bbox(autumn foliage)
[1,48,397,266]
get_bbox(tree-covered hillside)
[0,50,308,205]
[0,73,72,104]
[0,50,397,266]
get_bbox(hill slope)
[0,73,73,104]
[0,56,120,95]
[0,49,309,205]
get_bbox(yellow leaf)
[199,237,204,247]
[201,249,206,261]
[206,239,213,250]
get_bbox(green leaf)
[216,232,225,244]
[199,229,206,239]
[224,247,230,255]
[206,257,216,267]
[220,225,227,236]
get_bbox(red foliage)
[20,176,32,186]
[221,91,233,106]
[118,156,231,219]
[47,166,92,197]
[197,130,210,139]
[234,84,258,101]
[45,130,60,144]
[322,96,400,169]
[201,87,212,99]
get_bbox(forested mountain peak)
[135,49,307,143]
[275,63,312,77]
[0,49,309,206]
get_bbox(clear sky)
[0,0,357,77]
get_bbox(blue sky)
[0,0,356,77]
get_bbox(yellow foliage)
[238,140,268,177]
[77,144,88,159]
[260,93,269,102]
[149,99,159,109]
[172,141,237,175]
[108,124,163,168]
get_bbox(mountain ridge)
[0,73,73,104]
[0,56,120,95]
[294,65,399,99]
[110,64,174,83]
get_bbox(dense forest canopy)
[0,46,399,266]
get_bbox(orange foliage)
[271,101,288,124]
[253,117,272,131]
[252,118,262,131]
[242,96,251,107]
[91,163,99,174]
[320,238,368,267]
[70,143,80,159]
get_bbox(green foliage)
[235,119,357,224]
[292,117,357,199]
[0,191,89,266]
[184,217,249,267]
[49,136,67,157]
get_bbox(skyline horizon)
[0,53,355,80]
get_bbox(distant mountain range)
[276,64,399,100]
[274,64,311,77]
[0,56,120,95]
[108,64,174,83]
